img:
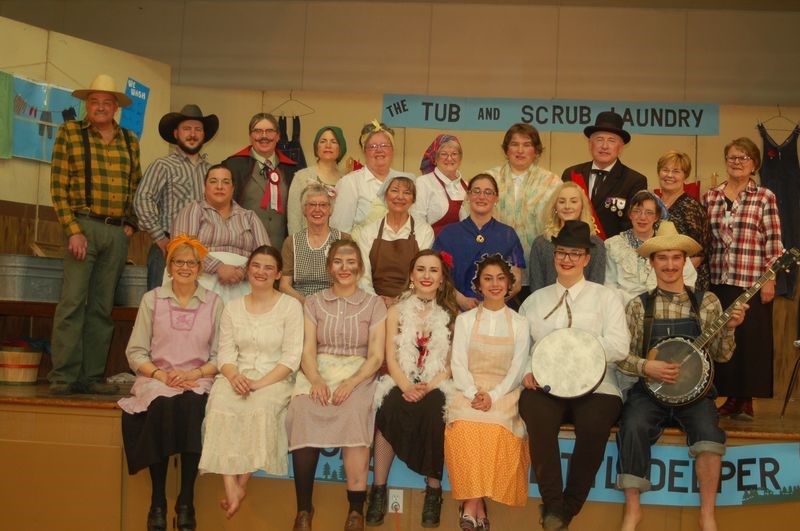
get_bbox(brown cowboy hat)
[583,111,631,144]
[158,104,219,144]
[637,220,701,258]
[71,74,132,107]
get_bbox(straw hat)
[637,220,701,257]
[71,74,132,107]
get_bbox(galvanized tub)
[0,254,147,307]
[0,254,64,303]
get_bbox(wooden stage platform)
[1,383,798,531]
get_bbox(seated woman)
[433,173,525,311]
[529,181,606,292]
[281,182,349,304]
[287,126,347,235]
[411,134,467,235]
[119,235,223,531]
[446,254,531,530]
[366,250,459,528]
[198,245,303,519]
[171,164,271,302]
[286,240,387,531]
[605,190,696,303]
[355,175,435,307]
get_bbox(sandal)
[458,503,478,531]
[477,498,490,530]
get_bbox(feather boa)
[374,296,454,408]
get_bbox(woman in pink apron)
[119,236,223,531]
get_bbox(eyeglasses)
[554,250,586,262]
[207,178,233,186]
[659,168,684,175]
[468,188,496,197]
[630,208,657,218]
[251,128,278,137]
[170,259,200,268]
[365,143,393,151]
[438,151,461,160]
[305,202,331,209]
[725,155,752,164]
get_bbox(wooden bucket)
[0,346,43,385]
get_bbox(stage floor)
[1,382,798,442]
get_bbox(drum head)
[531,328,606,398]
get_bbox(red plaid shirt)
[702,179,783,288]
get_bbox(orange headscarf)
[165,234,209,265]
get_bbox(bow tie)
[591,169,609,177]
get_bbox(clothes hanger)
[269,90,315,117]
[758,105,799,132]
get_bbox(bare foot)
[620,506,642,531]
[222,480,246,519]
[699,511,717,531]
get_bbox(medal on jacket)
[260,169,283,213]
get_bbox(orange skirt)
[444,420,530,507]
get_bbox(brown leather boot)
[293,509,314,531]
[344,510,364,531]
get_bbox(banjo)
[646,248,800,406]
[531,328,607,398]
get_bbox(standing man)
[615,222,746,531]
[49,74,141,394]
[223,112,298,249]
[562,111,647,238]
[134,104,218,288]
[519,220,629,530]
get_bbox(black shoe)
[147,506,167,531]
[84,381,120,395]
[49,382,74,395]
[175,504,196,531]
[421,486,443,528]
[365,485,387,526]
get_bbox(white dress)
[199,293,303,475]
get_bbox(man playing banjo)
[519,220,630,530]
[615,221,747,531]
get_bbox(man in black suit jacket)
[562,111,647,238]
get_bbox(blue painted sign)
[120,77,149,140]
[256,441,800,507]
[381,94,720,136]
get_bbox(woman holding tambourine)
[518,220,629,530]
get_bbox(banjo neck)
[693,248,800,351]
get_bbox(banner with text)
[258,441,800,507]
[381,94,719,136]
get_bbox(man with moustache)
[615,221,746,531]
[562,111,647,238]
[49,74,141,394]
[223,112,299,249]
[134,104,219,288]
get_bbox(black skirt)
[375,386,446,480]
[121,392,208,474]
[710,284,774,398]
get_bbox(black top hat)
[583,111,631,144]
[158,104,219,145]
[551,220,595,249]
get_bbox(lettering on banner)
[422,101,461,123]
[385,98,409,118]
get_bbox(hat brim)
[583,125,631,144]
[71,89,133,108]
[550,235,595,249]
[637,234,701,258]
[158,113,219,144]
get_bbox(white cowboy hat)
[71,74,132,107]
[637,220,701,258]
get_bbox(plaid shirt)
[618,288,736,377]
[50,118,142,235]
[702,180,782,288]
